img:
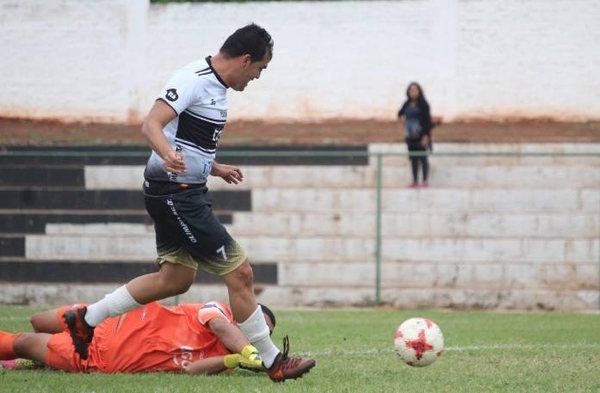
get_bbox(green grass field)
[1,306,599,393]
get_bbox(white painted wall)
[0,0,148,122]
[0,0,599,122]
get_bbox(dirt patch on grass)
[1,117,599,147]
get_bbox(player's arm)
[184,319,260,375]
[210,161,243,184]
[397,102,407,122]
[183,356,229,375]
[208,318,263,369]
[184,353,260,375]
[141,100,187,173]
[208,318,250,353]
[420,103,433,147]
[421,102,434,135]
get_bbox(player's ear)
[240,54,252,68]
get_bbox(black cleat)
[266,336,316,382]
[63,306,95,360]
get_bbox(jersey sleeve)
[157,70,203,115]
[197,301,234,326]
[398,102,407,118]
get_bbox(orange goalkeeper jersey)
[92,301,233,373]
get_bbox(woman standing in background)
[397,82,434,188]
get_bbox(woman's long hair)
[406,82,429,109]
[403,82,433,133]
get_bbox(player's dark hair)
[259,303,276,334]
[220,23,274,62]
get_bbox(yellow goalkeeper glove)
[239,345,263,370]
[223,345,263,370]
[223,354,241,369]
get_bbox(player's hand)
[223,354,242,369]
[238,345,264,371]
[211,162,244,184]
[163,150,187,173]
[222,345,264,371]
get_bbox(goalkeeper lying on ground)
[0,300,276,374]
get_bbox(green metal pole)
[375,153,383,306]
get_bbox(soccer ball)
[394,317,444,367]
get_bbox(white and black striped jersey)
[144,56,228,184]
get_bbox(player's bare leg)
[125,262,196,303]
[11,333,50,364]
[64,262,196,359]
[0,331,47,370]
[222,259,316,382]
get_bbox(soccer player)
[62,23,316,382]
[0,301,275,374]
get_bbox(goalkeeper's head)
[259,303,276,335]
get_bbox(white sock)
[84,285,142,327]
[238,306,280,368]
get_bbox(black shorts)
[143,181,247,275]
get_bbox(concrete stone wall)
[4,143,599,310]
[1,0,599,122]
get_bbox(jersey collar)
[205,56,229,89]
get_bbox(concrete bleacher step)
[370,143,600,166]
[34,142,596,193]
[0,211,233,236]
[389,166,600,188]
[250,188,599,213]
[35,212,598,238]
[277,261,598,290]
[0,188,251,211]
[225,212,598,238]
[0,166,85,187]
[0,211,155,235]
[0,145,368,166]
[22,233,599,264]
[3,283,588,310]
[261,286,598,309]
[0,235,24,257]
[84,164,600,190]
[0,257,277,284]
